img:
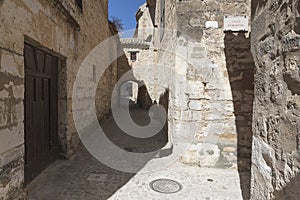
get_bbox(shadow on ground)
[27,105,168,200]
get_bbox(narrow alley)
[1,0,300,199]
[27,107,242,200]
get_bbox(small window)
[130,52,137,61]
[76,0,83,12]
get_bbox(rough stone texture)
[224,32,254,200]
[135,2,155,41]
[161,0,252,173]
[122,0,253,175]
[0,145,25,200]
[120,1,254,198]
[123,48,161,102]
[121,3,162,103]
[251,0,300,199]
[159,89,169,133]
[96,23,119,123]
[0,0,118,199]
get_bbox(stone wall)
[96,23,119,123]
[122,0,177,145]
[127,0,254,176]
[170,0,252,170]
[251,0,300,199]
[122,2,162,103]
[0,0,117,199]
[135,3,155,41]
[171,1,255,198]
[154,0,177,144]
[224,32,254,200]
[0,146,24,199]
[159,89,169,134]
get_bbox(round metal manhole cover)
[149,178,183,194]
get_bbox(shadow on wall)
[224,32,255,200]
[137,83,153,109]
[96,59,118,123]
[95,23,121,123]
[274,172,300,200]
[117,54,132,80]
[159,89,169,134]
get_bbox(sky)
[109,0,146,37]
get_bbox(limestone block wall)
[170,0,252,171]
[122,2,166,103]
[251,0,300,199]
[154,0,177,144]
[136,3,155,41]
[133,0,254,179]
[154,0,254,197]
[117,53,132,80]
[96,24,119,123]
[121,0,177,112]
[124,48,164,102]
[0,0,116,199]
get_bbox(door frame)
[24,38,66,185]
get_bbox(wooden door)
[24,43,59,185]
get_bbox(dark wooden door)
[24,43,59,185]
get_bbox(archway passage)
[120,81,138,108]
[102,80,168,153]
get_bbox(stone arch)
[119,80,139,107]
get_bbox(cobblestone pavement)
[27,108,243,200]
[27,145,135,200]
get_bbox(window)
[130,52,137,61]
[75,0,83,12]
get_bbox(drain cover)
[150,178,182,194]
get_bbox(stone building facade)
[251,0,300,199]
[0,0,119,199]
[122,0,255,198]
[121,2,161,104]
[1,0,300,199]
[125,0,252,168]
[158,1,254,198]
[122,0,300,198]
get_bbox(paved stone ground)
[110,163,243,200]
[27,145,134,200]
[27,107,243,200]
